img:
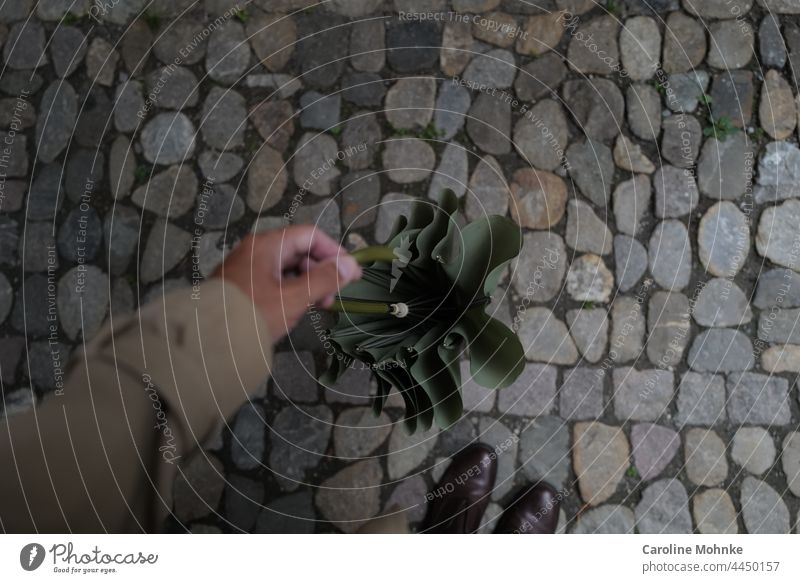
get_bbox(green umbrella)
[320,190,525,433]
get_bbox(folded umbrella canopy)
[320,190,525,434]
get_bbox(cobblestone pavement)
[2,0,800,534]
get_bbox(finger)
[282,255,361,307]
[277,225,343,269]
[297,256,316,274]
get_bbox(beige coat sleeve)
[0,279,273,533]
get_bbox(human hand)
[213,226,361,340]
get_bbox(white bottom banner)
[0,534,797,581]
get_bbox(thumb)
[285,255,361,306]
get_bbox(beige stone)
[614,135,655,173]
[509,168,567,229]
[516,11,565,56]
[573,422,629,506]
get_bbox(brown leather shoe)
[421,444,497,533]
[494,482,561,534]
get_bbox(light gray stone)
[316,459,382,533]
[511,232,566,303]
[465,155,509,221]
[566,140,614,206]
[726,372,790,425]
[707,20,754,69]
[562,78,625,143]
[610,296,647,363]
[383,139,435,184]
[231,403,266,471]
[572,505,635,534]
[662,11,707,73]
[740,477,791,533]
[665,71,710,113]
[385,77,436,130]
[35,81,77,163]
[333,407,392,459]
[460,360,496,414]
[613,175,651,236]
[755,141,800,202]
[614,235,648,293]
[384,474,428,526]
[50,26,87,78]
[693,489,738,534]
[573,421,629,505]
[688,329,754,373]
[350,19,385,73]
[294,132,342,195]
[173,453,225,523]
[463,48,516,89]
[661,115,701,169]
[478,418,518,500]
[649,220,691,290]
[754,268,800,309]
[341,112,381,171]
[732,427,776,475]
[140,219,192,284]
[206,20,250,84]
[513,100,568,172]
[255,491,315,534]
[760,70,797,140]
[270,405,333,491]
[619,16,660,81]
[223,475,263,532]
[782,432,800,497]
[498,363,557,417]
[131,165,198,219]
[518,415,570,488]
[676,372,727,426]
[201,87,246,150]
[559,366,604,420]
[567,16,619,75]
[631,423,679,481]
[140,112,196,165]
[3,21,46,70]
[756,199,800,268]
[627,83,661,140]
[693,278,752,327]
[466,92,511,155]
[566,310,608,364]
[0,273,11,326]
[635,479,692,534]
[566,200,612,255]
[387,425,438,480]
[271,351,319,403]
[646,291,691,368]
[428,141,468,199]
[685,428,728,486]
[759,14,786,68]
[375,192,415,244]
[566,254,614,303]
[57,266,109,341]
[612,367,673,422]
[434,80,470,140]
[698,202,749,277]
[654,165,699,218]
[509,168,567,230]
[518,307,579,365]
[247,146,287,212]
[109,136,135,200]
[514,53,567,101]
